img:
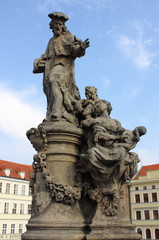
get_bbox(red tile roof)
[0,160,32,180]
[134,164,159,180]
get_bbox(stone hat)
[48,12,69,22]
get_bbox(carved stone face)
[122,130,133,143]
[85,87,97,100]
[49,20,64,36]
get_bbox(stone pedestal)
[22,121,141,240]
[22,121,85,240]
[86,207,141,240]
[87,224,141,240]
[22,215,141,240]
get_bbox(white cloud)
[119,36,152,69]
[0,85,44,140]
[106,25,117,35]
[135,116,149,126]
[37,0,63,14]
[130,86,141,98]
[0,138,35,165]
[101,76,111,88]
[136,148,159,168]
[123,85,141,101]
[118,22,155,69]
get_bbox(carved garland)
[33,152,82,205]
[82,181,118,216]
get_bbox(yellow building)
[0,160,32,240]
[130,164,159,239]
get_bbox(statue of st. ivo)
[33,12,89,122]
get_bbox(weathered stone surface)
[22,11,145,240]
[33,11,89,123]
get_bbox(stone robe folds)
[34,32,86,120]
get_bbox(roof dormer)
[4,168,10,177]
[19,171,25,179]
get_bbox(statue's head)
[135,126,147,136]
[85,86,98,101]
[48,12,69,36]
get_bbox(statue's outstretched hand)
[81,38,90,49]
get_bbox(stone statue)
[33,12,89,122]
[22,12,146,240]
[80,97,146,216]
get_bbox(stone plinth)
[22,121,141,240]
[87,224,141,240]
[22,121,84,240]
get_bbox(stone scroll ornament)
[27,12,146,218]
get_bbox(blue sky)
[0,0,159,167]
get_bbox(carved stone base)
[86,224,141,240]
[84,205,141,240]
[23,121,141,240]
[22,202,85,240]
[22,221,141,240]
[22,200,141,240]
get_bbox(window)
[135,187,139,191]
[6,183,10,194]
[20,204,24,214]
[12,203,17,214]
[13,184,18,194]
[155,229,159,239]
[0,182,2,192]
[152,185,156,189]
[21,185,25,195]
[137,228,142,236]
[152,192,157,202]
[2,224,7,234]
[136,211,141,220]
[143,193,149,202]
[135,194,140,203]
[153,210,159,219]
[28,204,31,214]
[19,224,23,234]
[4,203,9,214]
[143,186,147,190]
[146,229,151,239]
[28,186,32,195]
[144,210,150,220]
[11,224,15,234]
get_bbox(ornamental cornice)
[129,179,159,186]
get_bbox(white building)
[0,159,32,240]
[129,164,159,240]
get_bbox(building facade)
[130,164,159,239]
[0,160,32,240]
